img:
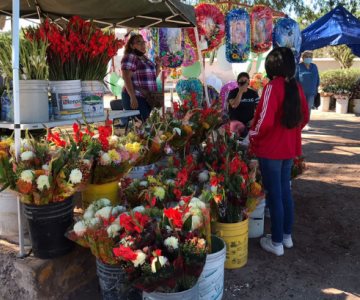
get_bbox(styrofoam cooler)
[248,198,266,238]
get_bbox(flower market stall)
[0,1,308,299]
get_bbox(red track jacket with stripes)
[249,77,309,160]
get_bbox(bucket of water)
[81,81,105,117]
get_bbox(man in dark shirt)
[227,72,260,136]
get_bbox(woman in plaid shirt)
[121,34,162,121]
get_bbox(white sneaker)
[260,236,284,256]
[266,234,293,248]
[283,236,293,248]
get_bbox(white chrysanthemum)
[151,256,168,273]
[42,164,49,171]
[83,208,95,220]
[36,175,50,191]
[198,171,209,183]
[109,135,119,146]
[95,198,111,208]
[191,215,203,231]
[95,206,112,219]
[88,217,100,227]
[173,127,181,135]
[112,206,126,215]
[133,250,147,267]
[153,186,165,200]
[139,181,148,187]
[210,185,217,193]
[164,236,179,250]
[21,151,35,161]
[132,206,145,213]
[20,170,34,183]
[82,159,91,166]
[73,220,87,236]
[107,223,121,238]
[100,152,112,165]
[69,168,83,184]
[165,179,175,185]
[189,197,206,210]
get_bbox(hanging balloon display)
[183,43,198,67]
[140,28,157,62]
[273,18,302,62]
[250,5,273,53]
[159,28,184,68]
[186,4,225,53]
[220,81,238,110]
[176,78,204,105]
[225,9,250,63]
[181,61,201,79]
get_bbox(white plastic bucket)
[335,95,349,114]
[50,80,82,120]
[249,198,266,238]
[127,164,157,180]
[353,99,360,114]
[81,81,105,117]
[319,96,330,112]
[0,80,49,123]
[0,188,19,237]
[199,235,226,300]
[143,283,199,300]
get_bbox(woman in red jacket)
[249,47,309,256]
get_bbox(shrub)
[320,69,360,95]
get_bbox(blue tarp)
[301,5,360,57]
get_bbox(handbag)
[137,87,164,108]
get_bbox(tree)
[328,45,356,69]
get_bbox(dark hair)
[265,47,302,129]
[237,72,250,81]
[124,34,143,55]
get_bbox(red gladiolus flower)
[173,188,182,199]
[176,168,188,187]
[164,208,183,228]
[113,245,137,261]
[230,155,241,175]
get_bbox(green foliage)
[328,45,356,69]
[320,69,360,95]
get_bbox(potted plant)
[0,31,49,123]
[320,69,360,114]
[0,133,91,258]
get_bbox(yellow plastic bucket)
[213,218,249,269]
[82,181,119,208]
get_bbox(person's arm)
[249,83,278,141]
[122,69,138,109]
[228,85,247,108]
[121,54,139,109]
[295,64,300,82]
[314,64,320,89]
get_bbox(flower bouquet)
[67,198,128,264]
[249,73,269,95]
[47,121,142,184]
[0,133,91,205]
[291,156,306,179]
[112,196,208,293]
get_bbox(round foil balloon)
[182,61,201,79]
[220,81,238,110]
[186,4,225,53]
[159,28,184,68]
[250,5,273,53]
[273,18,302,62]
[225,9,250,63]
[176,78,203,105]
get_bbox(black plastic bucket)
[23,197,74,259]
[96,259,128,300]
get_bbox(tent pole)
[193,28,210,107]
[12,0,26,258]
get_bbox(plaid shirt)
[121,53,157,97]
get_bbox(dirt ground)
[1,110,359,300]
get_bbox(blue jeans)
[259,158,294,243]
[305,94,315,119]
[121,91,152,122]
